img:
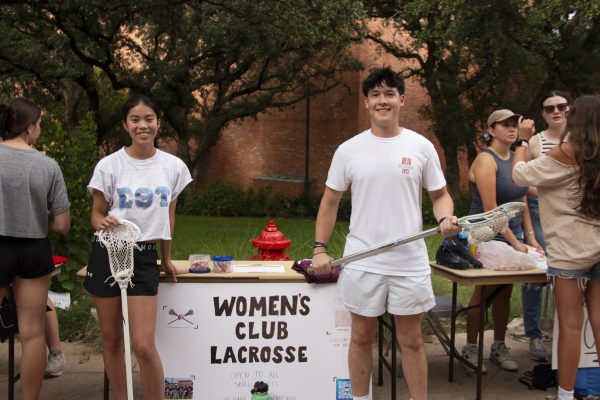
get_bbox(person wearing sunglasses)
[520,90,573,364]
[512,94,600,400]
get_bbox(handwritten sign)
[156,282,360,399]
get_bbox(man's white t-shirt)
[326,128,446,276]
[88,148,192,242]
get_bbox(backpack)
[519,363,557,391]
[0,297,18,343]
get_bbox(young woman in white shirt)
[84,94,192,400]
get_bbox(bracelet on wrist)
[313,241,328,250]
[437,216,449,225]
[313,250,328,256]
[526,231,535,237]
[515,139,529,147]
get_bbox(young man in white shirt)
[311,67,458,400]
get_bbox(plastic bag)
[475,241,537,270]
[292,259,341,284]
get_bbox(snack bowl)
[189,254,211,273]
[212,255,234,273]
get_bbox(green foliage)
[171,215,350,262]
[363,0,600,186]
[0,0,363,178]
[178,182,352,221]
[421,189,471,226]
[180,183,472,225]
[56,286,100,349]
[37,113,98,291]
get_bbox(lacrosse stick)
[330,202,525,267]
[96,219,141,400]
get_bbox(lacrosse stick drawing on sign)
[95,220,141,400]
[168,309,194,325]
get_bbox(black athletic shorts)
[83,239,160,297]
[0,235,54,287]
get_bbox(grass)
[57,215,525,344]
[170,215,349,260]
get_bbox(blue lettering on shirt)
[117,188,133,208]
[155,186,170,207]
[116,186,171,209]
[135,187,153,208]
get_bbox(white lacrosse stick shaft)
[117,274,134,400]
[331,202,525,267]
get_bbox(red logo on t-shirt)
[400,157,413,174]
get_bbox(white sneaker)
[529,337,549,362]
[461,345,487,374]
[490,342,518,371]
[45,349,66,377]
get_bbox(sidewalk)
[1,332,555,400]
[373,331,555,400]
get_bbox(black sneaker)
[436,243,470,269]
[447,236,483,268]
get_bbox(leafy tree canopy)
[0,0,363,176]
[362,0,599,187]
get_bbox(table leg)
[104,370,110,400]
[449,282,458,382]
[391,317,397,400]
[9,333,15,400]
[376,313,398,400]
[378,317,383,386]
[476,286,487,400]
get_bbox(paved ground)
[1,331,557,400]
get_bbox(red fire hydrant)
[249,220,291,261]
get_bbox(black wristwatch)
[515,139,529,147]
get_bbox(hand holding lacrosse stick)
[311,214,459,276]
[95,214,121,231]
[438,215,460,237]
[311,202,525,275]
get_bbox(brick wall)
[187,34,469,195]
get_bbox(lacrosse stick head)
[95,219,141,289]
[460,202,525,242]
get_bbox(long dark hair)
[561,95,600,219]
[0,98,41,140]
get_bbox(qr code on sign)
[336,378,352,400]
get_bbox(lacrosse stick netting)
[330,202,525,267]
[95,219,141,400]
[96,220,141,289]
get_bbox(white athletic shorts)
[338,268,435,317]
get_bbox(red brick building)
[190,39,468,196]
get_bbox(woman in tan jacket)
[512,95,600,400]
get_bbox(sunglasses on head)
[542,103,569,113]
